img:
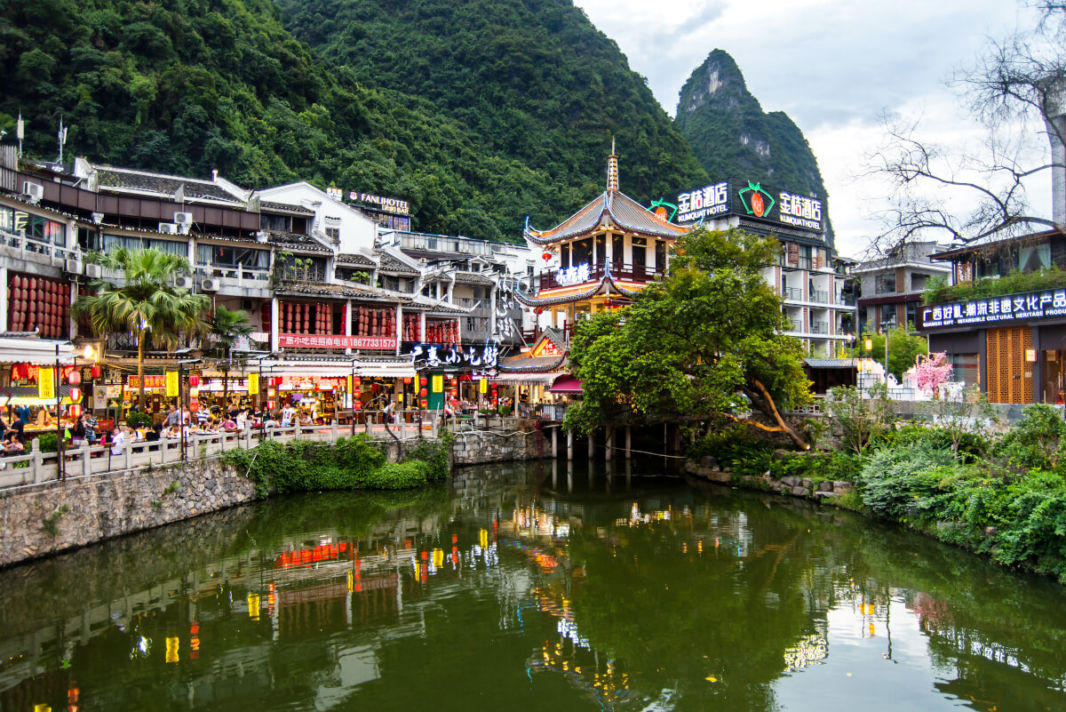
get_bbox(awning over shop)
[549,374,583,394]
[256,360,415,379]
[0,337,75,366]
[493,372,557,385]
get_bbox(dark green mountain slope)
[676,49,833,242]
[274,0,707,217]
[0,0,707,240]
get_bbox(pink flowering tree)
[911,352,954,398]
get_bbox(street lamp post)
[881,320,893,386]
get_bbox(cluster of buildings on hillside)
[1,130,1062,418]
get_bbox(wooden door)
[986,327,1033,404]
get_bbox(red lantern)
[404,377,412,384]
[69,387,81,402]
[420,388,428,397]
[450,377,458,385]
[69,404,82,418]
[420,399,428,408]
[267,400,275,410]
[534,307,544,315]
[542,252,552,261]
[67,370,81,385]
[420,376,428,386]
[353,377,362,387]
[189,374,201,387]
[91,365,101,379]
[190,401,199,412]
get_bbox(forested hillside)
[676,50,833,242]
[0,0,707,240]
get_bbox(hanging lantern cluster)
[8,274,69,338]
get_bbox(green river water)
[1,460,1065,711]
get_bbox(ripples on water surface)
[1,459,1065,711]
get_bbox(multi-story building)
[851,241,951,335]
[667,178,854,358]
[0,147,531,418]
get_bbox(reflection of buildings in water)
[783,628,829,672]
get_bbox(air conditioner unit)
[173,212,193,226]
[200,278,219,292]
[173,275,193,290]
[91,212,104,225]
[64,258,82,275]
[85,264,102,279]
[22,181,43,203]
[158,222,177,234]
[255,231,269,243]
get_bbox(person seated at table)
[1,431,24,457]
[222,416,238,432]
[298,411,313,427]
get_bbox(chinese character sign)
[404,341,500,370]
[918,288,1066,331]
[555,263,592,287]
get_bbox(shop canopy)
[549,374,583,394]
[256,359,415,379]
[493,372,557,385]
[0,337,75,366]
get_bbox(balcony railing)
[788,319,804,332]
[810,322,829,334]
[810,289,829,304]
[783,286,803,300]
[195,264,270,285]
[537,262,665,291]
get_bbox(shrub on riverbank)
[694,401,1066,582]
[222,433,452,498]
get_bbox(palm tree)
[209,305,252,406]
[73,248,210,407]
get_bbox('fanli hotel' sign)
[918,288,1066,331]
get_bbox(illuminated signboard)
[555,263,591,286]
[668,179,824,233]
[918,289,1066,331]
[347,191,410,215]
[279,334,397,349]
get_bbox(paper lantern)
[267,400,275,410]
[542,252,552,261]
[534,307,544,315]
[404,377,412,384]
[69,387,81,402]
[69,404,82,418]
[67,370,81,385]
[420,399,428,408]
[450,377,458,385]
[420,388,428,397]
[91,364,102,378]
[189,374,201,387]
[420,376,428,386]
[190,401,199,412]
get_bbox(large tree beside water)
[565,228,811,448]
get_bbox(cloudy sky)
[573,0,1048,257]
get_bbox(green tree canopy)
[564,228,811,448]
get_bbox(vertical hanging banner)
[479,378,488,394]
[431,375,443,393]
[248,372,259,396]
[38,367,55,400]
[165,371,179,398]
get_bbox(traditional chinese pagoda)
[516,144,692,340]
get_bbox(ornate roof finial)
[606,137,619,193]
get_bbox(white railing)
[0,227,81,267]
[0,411,444,492]
[195,264,270,285]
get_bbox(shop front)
[918,288,1066,404]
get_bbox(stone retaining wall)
[684,457,855,500]
[451,427,546,464]
[0,459,256,568]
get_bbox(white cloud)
[573,0,1051,257]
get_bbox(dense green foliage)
[221,433,451,497]
[698,400,1066,582]
[565,228,811,447]
[675,50,833,243]
[1,0,707,240]
[923,268,1066,305]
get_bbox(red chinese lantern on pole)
[189,374,201,388]
[420,376,428,386]
[91,364,102,379]
[69,387,81,402]
[67,370,81,386]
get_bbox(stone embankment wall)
[684,456,855,500]
[0,459,255,568]
[451,426,546,465]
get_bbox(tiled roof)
[275,281,410,302]
[261,200,315,216]
[378,252,419,275]
[336,252,376,266]
[453,271,495,285]
[94,166,242,204]
[267,231,331,254]
[524,190,691,245]
[498,354,567,373]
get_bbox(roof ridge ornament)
[606,139,619,193]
